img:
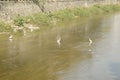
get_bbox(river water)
[0,14,120,80]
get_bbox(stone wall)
[0,1,40,20]
[0,0,120,20]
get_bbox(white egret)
[57,36,61,46]
[9,35,13,39]
[89,38,92,46]
[88,38,93,51]
[9,35,13,42]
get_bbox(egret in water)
[89,38,92,46]
[9,35,13,39]
[88,38,93,51]
[9,35,13,42]
[57,36,61,46]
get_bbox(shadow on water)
[0,14,119,80]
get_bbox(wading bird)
[88,38,93,51]
[57,36,61,46]
[89,38,92,46]
[9,35,13,42]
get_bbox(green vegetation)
[14,15,26,26]
[1,4,120,33]
[52,4,120,18]
[27,13,51,26]
[0,21,12,32]
[26,4,120,26]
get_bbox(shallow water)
[0,14,120,80]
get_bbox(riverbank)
[0,4,120,33]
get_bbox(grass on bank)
[26,4,120,26]
[0,21,12,32]
[1,4,120,32]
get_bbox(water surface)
[0,14,120,80]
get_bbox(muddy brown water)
[0,14,120,80]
